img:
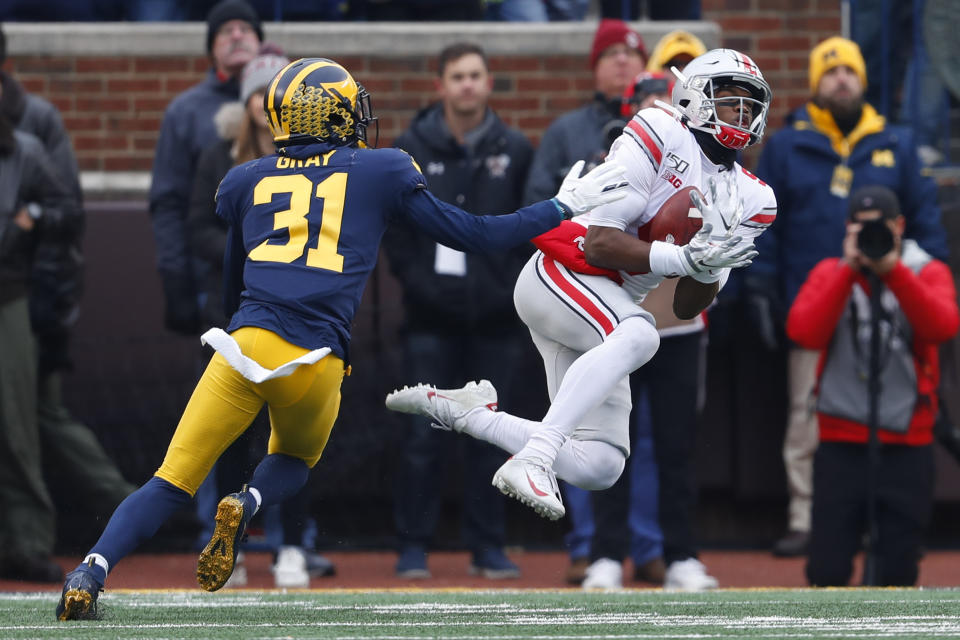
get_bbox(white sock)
[462,316,657,469]
[247,487,262,514]
[541,317,658,433]
[462,407,626,489]
[461,408,567,467]
[512,325,651,466]
[84,553,109,576]
[515,425,568,467]
[459,408,539,454]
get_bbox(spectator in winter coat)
[787,185,958,586]
[0,112,79,583]
[750,36,948,558]
[523,18,646,205]
[149,0,261,335]
[0,25,136,553]
[383,42,534,581]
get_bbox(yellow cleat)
[56,559,103,621]
[197,492,251,591]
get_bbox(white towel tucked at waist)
[200,327,332,383]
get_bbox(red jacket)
[787,257,959,445]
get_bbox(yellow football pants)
[155,327,345,496]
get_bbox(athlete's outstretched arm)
[401,161,627,253]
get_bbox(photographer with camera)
[786,186,958,586]
[750,37,949,558]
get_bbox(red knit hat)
[589,19,646,69]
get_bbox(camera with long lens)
[857,218,894,259]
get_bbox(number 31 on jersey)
[248,173,348,273]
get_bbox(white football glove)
[690,172,744,237]
[647,222,757,280]
[553,160,629,218]
[681,222,758,277]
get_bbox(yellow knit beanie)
[809,36,867,94]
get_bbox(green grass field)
[3,588,960,639]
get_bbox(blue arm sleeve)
[400,187,562,254]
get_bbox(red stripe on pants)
[542,255,615,335]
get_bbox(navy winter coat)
[752,101,948,315]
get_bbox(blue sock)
[247,454,310,508]
[88,476,193,576]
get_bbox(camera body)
[620,73,672,118]
[632,76,670,104]
[857,218,894,259]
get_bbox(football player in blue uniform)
[56,57,627,620]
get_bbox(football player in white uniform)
[386,49,778,522]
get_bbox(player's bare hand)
[13,207,35,232]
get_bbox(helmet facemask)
[669,49,771,150]
[353,84,378,148]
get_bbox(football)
[638,186,704,246]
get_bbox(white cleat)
[492,457,565,520]
[273,546,310,589]
[664,558,719,592]
[385,380,498,432]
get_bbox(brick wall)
[705,0,842,164]
[13,55,211,172]
[4,4,841,176]
[703,0,843,162]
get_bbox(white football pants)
[459,252,660,490]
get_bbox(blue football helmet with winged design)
[264,57,375,148]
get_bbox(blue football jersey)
[215,142,562,361]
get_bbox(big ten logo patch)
[661,152,689,188]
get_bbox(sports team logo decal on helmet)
[265,57,375,147]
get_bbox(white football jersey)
[573,106,778,303]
